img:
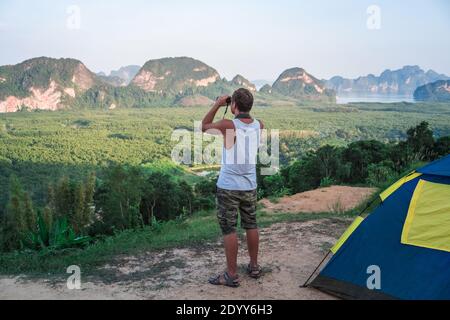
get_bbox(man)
[202,88,264,288]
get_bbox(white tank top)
[217,118,261,191]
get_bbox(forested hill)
[270,68,335,102]
[0,57,102,112]
[0,56,336,112]
[131,57,221,94]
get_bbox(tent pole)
[301,250,331,288]
[301,197,380,288]
[359,197,379,216]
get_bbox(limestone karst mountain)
[97,66,142,87]
[0,57,102,112]
[326,66,450,96]
[270,68,335,102]
[230,75,257,92]
[131,57,220,95]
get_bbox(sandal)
[247,264,262,279]
[208,272,240,288]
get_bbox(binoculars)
[216,96,232,105]
[216,96,232,119]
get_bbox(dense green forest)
[0,102,450,252]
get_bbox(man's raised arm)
[201,96,230,134]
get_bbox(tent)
[306,154,450,300]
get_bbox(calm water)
[336,94,416,104]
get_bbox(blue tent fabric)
[417,154,450,177]
[311,156,450,300]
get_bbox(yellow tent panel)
[401,180,450,253]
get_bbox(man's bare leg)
[224,233,239,278]
[246,229,259,267]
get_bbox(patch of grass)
[328,198,345,215]
[319,241,335,253]
[257,211,342,229]
[267,195,281,204]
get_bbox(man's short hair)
[232,88,254,113]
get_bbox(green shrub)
[366,161,396,187]
[262,174,289,198]
[320,177,336,188]
[24,212,91,251]
[193,178,216,210]
[434,136,450,157]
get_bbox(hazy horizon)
[1,0,449,81]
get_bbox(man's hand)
[202,95,234,134]
[214,96,231,108]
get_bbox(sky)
[0,0,449,81]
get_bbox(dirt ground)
[260,186,376,214]
[0,218,350,300]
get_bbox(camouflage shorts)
[216,187,258,235]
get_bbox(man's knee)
[217,211,238,235]
[241,219,258,231]
[241,209,258,230]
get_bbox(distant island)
[326,65,449,96]
[414,80,450,102]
